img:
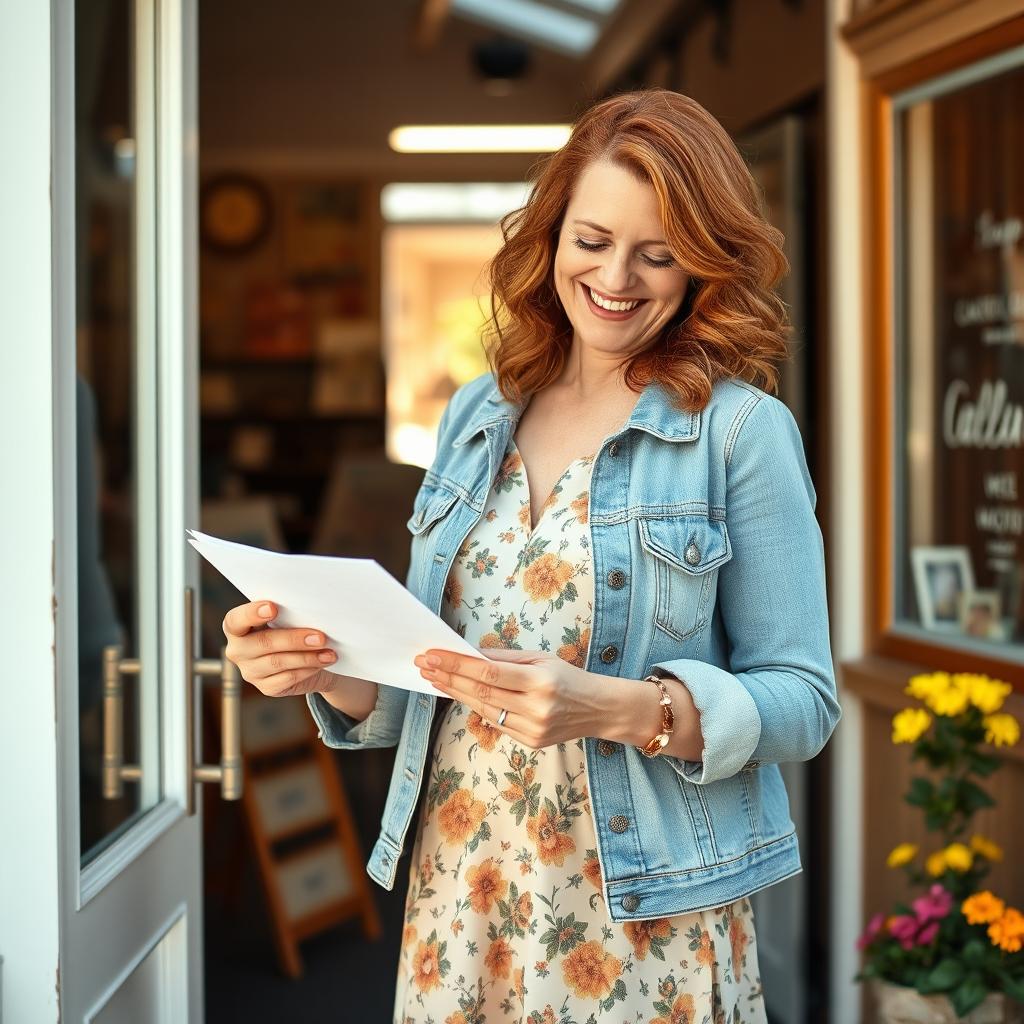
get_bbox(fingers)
[222,600,276,638]
[414,650,532,692]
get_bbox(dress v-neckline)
[507,435,594,537]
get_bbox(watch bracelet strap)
[637,672,674,758]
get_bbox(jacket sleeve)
[651,393,842,785]
[306,386,467,751]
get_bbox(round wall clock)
[200,173,272,254]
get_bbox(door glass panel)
[76,0,162,864]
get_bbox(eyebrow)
[572,219,668,247]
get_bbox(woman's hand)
[412,647,612,749]
[223,600,339,698]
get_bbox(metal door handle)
[185,586,243,815]
[101,646,142,798]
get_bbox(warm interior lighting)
[389,124,571,153]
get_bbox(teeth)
[589,287,640,312]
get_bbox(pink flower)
[912,884,953,923]
[916,920,940,945]
[856,912,886,951]
[888,915,919,950]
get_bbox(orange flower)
[467,711,502,752]
[651,992,696,1024]
[479,612,521,649]
[557,626,591,668]
[623,917,673,960]
[696,928,715,967]
[465,858,508,914]
[561,940,622,999]
[989,908,1024,953]
[569,491,589,524]
[438,788,487,846]
[523,553,574,602]
[443,574,463,610]
[451,918,464,936]
[401,923,418,956]
[412,937,443,993]
[526,805,576,866]
[445,1014,467,1024]
[730,915,749,967]
[512,890,533,931]
[513,965,525,1001]
[582,852,603,890]
[485,936,514,979]
[962,891,1006,925]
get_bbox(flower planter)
[871,978,1024,1024]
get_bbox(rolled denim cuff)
[648,658,761,785]
[306,682,407,750]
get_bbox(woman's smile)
[579,280,648,321]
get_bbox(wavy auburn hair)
[482,88,791,411]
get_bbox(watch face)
[201,174,272,253]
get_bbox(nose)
[596,248,635,296]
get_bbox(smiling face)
[553,159,690,360]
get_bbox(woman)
[223,89,841,1023]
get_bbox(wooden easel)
[204,686,382,977]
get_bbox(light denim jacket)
[308,370,842,921]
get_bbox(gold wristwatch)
[636,672,675,758]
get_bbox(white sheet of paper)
[187,528,489,695]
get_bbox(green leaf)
[959,779,996,814]
[1002,974,1024,1002]
[962,939,989,968]
[949,974,989,1017]
[918,958,964,993]
[906,777,935,807]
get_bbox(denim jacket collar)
[451,376,702,449]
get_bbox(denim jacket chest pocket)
[636,513,732,642]
[405,478,461,592]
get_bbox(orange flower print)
[513,965,525,1001]
[730,913,749,968]
[569,491,589,524]
[467,710,502,751]
[420,855,434,884]
[401,923,418,958]
[443,573,463,610]
[556,624,590,668]
[496,449,522,488]
[411,933,446,993]
[512,890,533,931]
[561,940,622,999]
[437,788,487,846]
[485,936,514,979]
[696,928,715,967]
[445,1013,468,1024]
[581,850,603,890]
[479,611,521,649]
[624,917,673,960]
[465,857,508,914]
[529,1008,557,1024]
[526,802,576,866]
[652,992,696,1024]
[523,553,574,603]
[451,918,464,936]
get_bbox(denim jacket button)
[381,852,391,867]
[621,893,641,912]
[608,814,630,833]
[599,644,618,664]
[684,541,701,565]
[597,739,617,756]
[606,569,626,589]
[608,441,620,457]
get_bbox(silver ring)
[497,707,508,727]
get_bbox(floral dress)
[393,436,768,1024]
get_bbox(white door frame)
[0,0,204,1020]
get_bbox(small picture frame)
[958,588,1003,639]
[910,546,975,632]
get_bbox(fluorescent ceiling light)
[389,124,570,153]
[381,183,534,223]
[450,0,599,56]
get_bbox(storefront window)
[892,44,1024,657]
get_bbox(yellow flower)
[962,891,1006,925]
[905,672,948,701]
[892,707,932,744]
[927,675,971,716]
[925,850,947,877]
[969,834,1004,862]
[966,675,1012,715]
[943,843,974,872]
[886,843,918,868]
[982,713,1020,747]
[988,908,1024,953]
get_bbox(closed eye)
[572,235,676,269]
